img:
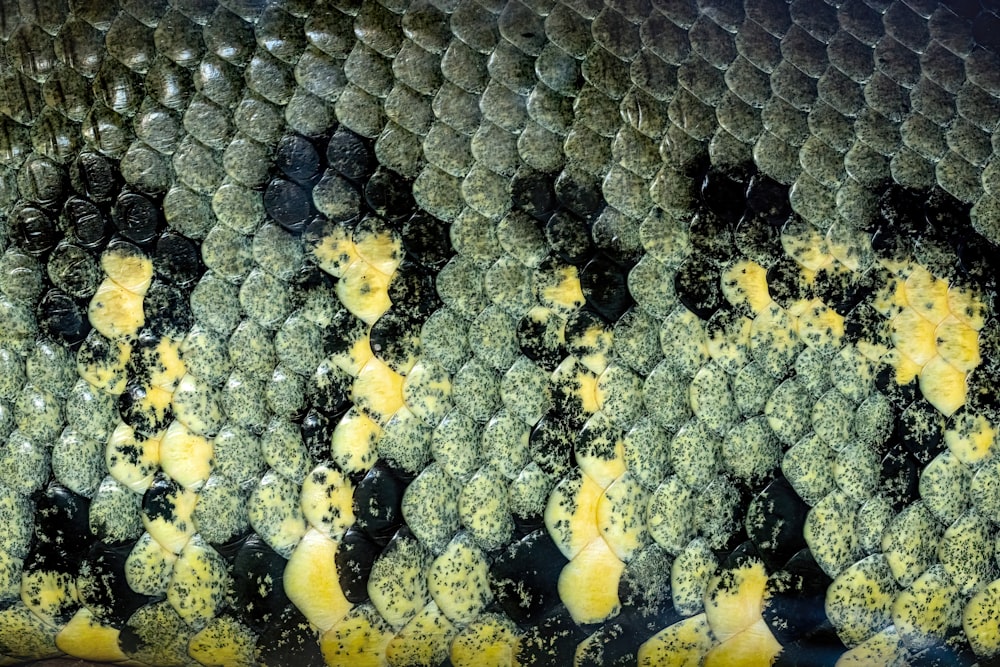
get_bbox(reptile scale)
[0,0,997,664]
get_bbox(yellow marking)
[354,228,404,276]
[827,226,872,273]
[576,433,626,491]
[538,264,585,315]
[558,538,624,625]
[77,336,132,395]
[284,528,352,632]
[704,558,769,643]
[903,267,950,325]
[825,554,897,647]
[159,420,214,490]
[105,421,161,493]
[142,485,198,554]
[948,283,987,331]
[782,221,834,272]
[964,578,1000,657]
[936,315,981,372]
[125,532,178,595]
[545,472,603,560]
[891,565,960,650]
[451,614,518,667]
[136,384,175,429]
[88,278,145,339]
[574,321,613,375]
[794,297,844,353]
[721,260,771,315]
[329,336,376,378]
[595,473,648,561]
[148,337,187,390]
[56,608,128,662]
[891,307,938,367]
[919,356,967,418]
[187,616,257,667]
[321,605,394,667]
[311,223,359,278]
[337,259,392,325]
[101,246,153,295]
[330,408,382,475]
[638,614,714,667]
[385,601,457,667]
[883,349,922,386]
[353,357,406,425]
[872,274,908,318]
[167,537,229,628]
[703,618,782,667]
[944,407,995,464]
[19,568,78,625]
[301,463,356,539]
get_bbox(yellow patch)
[947,284,987,331]
[720,260,771,315]
[284,529,352,632]
[919,356,967,418]
[159,420,214,490]
[56,608,128,662]
[105,421,161,493]
[142,485,198,554]
[101,247,154,295]
[353,357,406,425]
[301,463,356,539]
[964,579,1000,657]
[891,307,938,367]
[545,472,603,560]
[539,264,586,315]
[330,408,382,475]
[558,538,624,625]
[88,278,145,339]
[936,315,981,372]
[704,559,769,642]
[311,223,359,278]
[703,618,782,667]
[638,614,714,667]
[354,228,404,276]
[944,407,994,465]
[451,614,518,667]
[321,606,394,667]
[148,337,187,389]
[337,259,392,325]
[903,267,950,325]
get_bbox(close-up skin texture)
[1,0,1000,665]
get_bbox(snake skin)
[0,0,999,665]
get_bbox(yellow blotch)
[354,227,404,276]
[904,267,950,325]
[577,368,601,415]
[782,221,833,272]
[948,283,987,331]
[321,605,394,667]
[301,463,356,539]
[311,223,359,278]
[891,308,938,367]
[56,608,128,662]
[638,614,714,667]
[19,568,78,626]
[147,337,187,390]
[872,274,908,319]
[920,356,967,418]
[329,334,376,378]
[337,259,392,325]
[101,246,153,295]
[596,473,648,561]
[704,559,769,642]
[385,601,457,667]
[159,420,214,490]
[558,538,625,625]
[944,407,995,465]
[284,529,352,632]
[576,431,626,491]
[721,260,772,316]
[451,614,519,667]
[545,472,603,560]
[143,485,198,554]
[106,421,161,493]
[703,619,782,667]
[794,297,844,354]
[936,315,981,372]
[964,578,1000,658]
[539,264,586,315]
[574,322,614,376]
[77,336,131,395]
[883,349,922,386]
[135,384,175,430]
[353,357,406,425]
[827,226,872,273]
[187,616,257,667]
[330,408,382,475]
[88,278,145,339]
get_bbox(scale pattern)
[0,0,998,665]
